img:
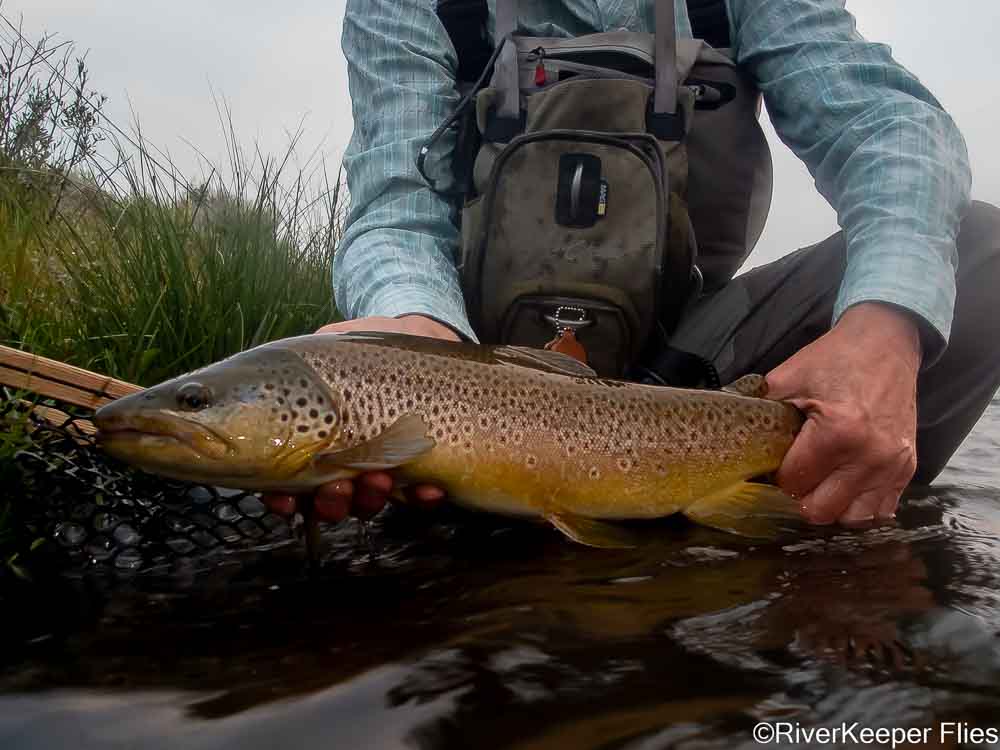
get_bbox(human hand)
[314,314,462,341]
[766,302,922,526]
[262,314,455,522]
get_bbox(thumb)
[765,362,800,402]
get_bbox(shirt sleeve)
[335,0,478,341]
[727,0,972,363]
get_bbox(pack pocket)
[461,130,670,376]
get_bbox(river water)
[1,401,999,749]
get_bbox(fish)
[93,332,805,548]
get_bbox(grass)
[0,16,350,582]
[0,121,346,385]
[0,113,348,575]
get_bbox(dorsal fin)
[294,331,598,377]
[495,346,598,377]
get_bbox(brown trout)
[94,332,804,546]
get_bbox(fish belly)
[398,445,739,522]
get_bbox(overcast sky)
[7,0,999,269]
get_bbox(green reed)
[0,122,345,386]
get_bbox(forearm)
[729,0,972,363]
[333,224,477,341]
[336,0,475,340]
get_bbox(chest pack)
[422,0,773,376]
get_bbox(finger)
[315,317,394,335]
[353,483,390,520]
[405,483,447,510]
[775,420,832,501]
[876,492,900,521]
[314,480,353,523]
[358,471,394,495]
[261,493,297,517]
[838,487,887,527]
[765,366,819,404]
[763,367,796,402]
[799,470,857,525]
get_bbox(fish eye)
[176,382,212,411]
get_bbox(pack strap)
[493,0,679,132]
[494,0,520,125]
[437,0,494,83]
[686,0,731,49]
[438,1,732,84]
[652,0,679,117]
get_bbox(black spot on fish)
[297,425,308,433]
[296,397,307,407]
[281,414,288,422]
[309,409,319,419]
[325,414,335,424]
[318,430,327,439]
[300,378,308,388]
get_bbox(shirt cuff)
[360,285,479,343]
[833,237,957,367]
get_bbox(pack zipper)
[524,49,725,106]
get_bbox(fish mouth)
[95,413,232,459]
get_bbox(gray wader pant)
[667,201,1000,484]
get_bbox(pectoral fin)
[722,374,769,399]
[546,512,640,549]
[313,414,435,471]
[684,481,802,539]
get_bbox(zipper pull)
[532,46,547,86]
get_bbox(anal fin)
[546,512,639,549]
[684,481,802,539]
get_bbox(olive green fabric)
[458,31,772,375]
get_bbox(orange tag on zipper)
[544,329,587,364]
[534,62,547,86]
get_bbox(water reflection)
[2,475,1000,749]
[5,399,1000,748]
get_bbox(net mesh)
[3,397,296,577]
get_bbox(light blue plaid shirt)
[335,0,971,359]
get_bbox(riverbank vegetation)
[0,16,346,578]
